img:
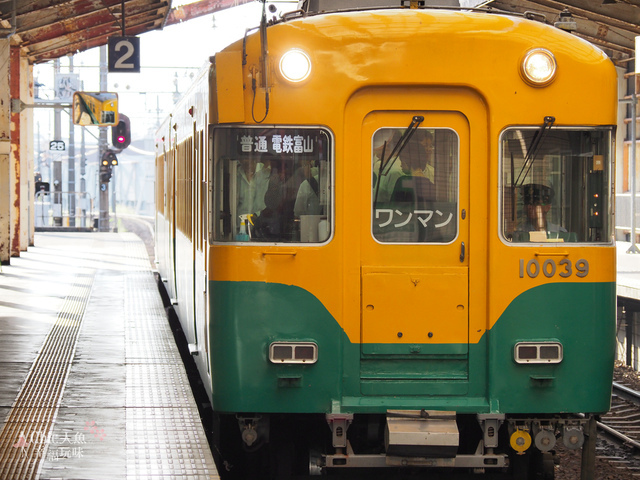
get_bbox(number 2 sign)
[108,36,140,73]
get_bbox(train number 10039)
[519,258,589,279]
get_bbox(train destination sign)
[238,133,316,155]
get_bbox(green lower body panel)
[486,282,615,414]
[209,281,615,415]
[210,281,345,413]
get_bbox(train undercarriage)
[215,411,597,479]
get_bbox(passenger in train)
[416,130,435,183]
[294,159,322,216]
[236,155,271,217]
[375,143,440,243]
[373,130,404,204]
[249,154,283,239]
[390,142,435,208]
[249,153,312,241]
[373,131,437,205]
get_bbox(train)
[155,1,617,478]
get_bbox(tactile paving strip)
[0,233,218,479]
[121,237,218,479]
[0,273,94,480]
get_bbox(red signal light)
[111,113,131,149]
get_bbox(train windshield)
[212,126,332,244]
[372,127,459,243]
[500,127,614,244]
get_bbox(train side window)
[500,127,613,244]
[371,127,459,244]
[211,127,333,244]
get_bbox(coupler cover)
[385,410,459,458]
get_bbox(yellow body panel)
[210,9,617,347]
[362,266,468,345]
[211,51,245,124]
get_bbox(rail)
[600,383,640,451]
[34,191,96,230]
[579,382,640,476]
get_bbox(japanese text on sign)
[240,134,315,154]
[375,209,454,229]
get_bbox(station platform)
[0,232,219,480]
[617,241,640,302]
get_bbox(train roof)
[289,0,556,31]
[298,0,463,12]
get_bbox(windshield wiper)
[373,115,424,208]
[380,115,424,177]
[515,115,555,187]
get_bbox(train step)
[385,410,459,458]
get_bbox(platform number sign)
[108,36,140,73]
[49,140,65,151]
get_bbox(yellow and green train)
[155,1,616,478]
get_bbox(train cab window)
[500,127,613,244]
[211,126,332,244]
[372,127,459,243]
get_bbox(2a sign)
[49,140,65,151]
[108,36,140,73]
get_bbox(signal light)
[100,150,117,183]
[102,150,118,167]
[111,113,131,149]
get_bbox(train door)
[358,107,470,397]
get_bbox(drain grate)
[0,272,94,480]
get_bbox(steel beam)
[164,0,255,27]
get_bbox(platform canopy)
[0,0,639,65]
[479,0,640,65]
[0,0,253,64]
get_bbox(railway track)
[118,213,155,267]
[601,383,640,449]
[593,381,640,477]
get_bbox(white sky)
[33,2,295,148]
[33,0,483,151]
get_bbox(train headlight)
[521,48,557,86]
[279,49,312,83]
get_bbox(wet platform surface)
[0,232,219,480]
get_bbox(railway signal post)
[99,150,117,232]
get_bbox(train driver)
[518,183,567,240]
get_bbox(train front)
[205,4,617,477]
